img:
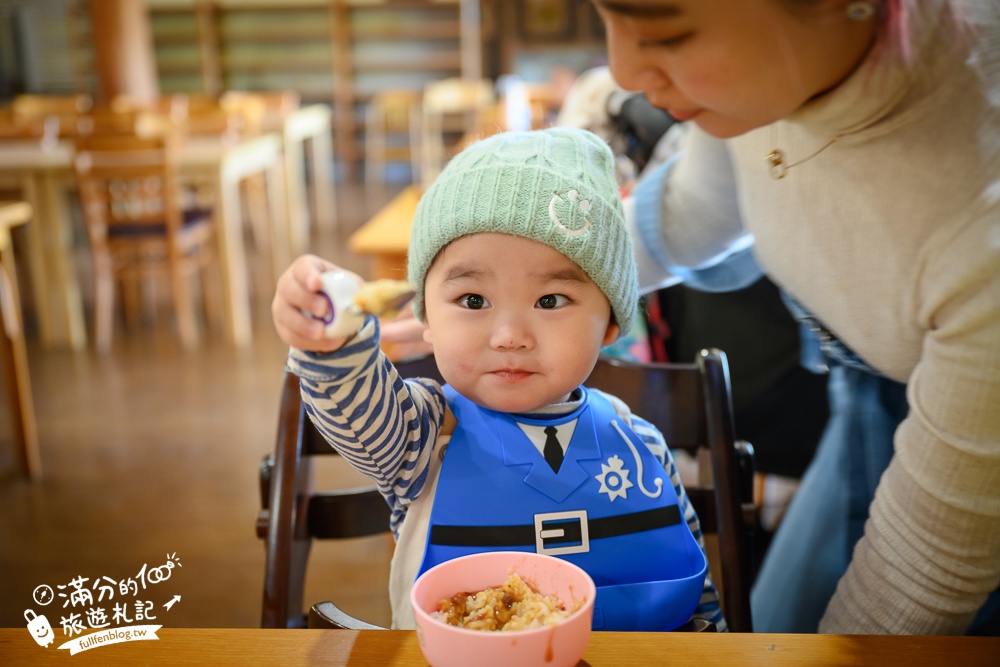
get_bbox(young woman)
[593,0,999,634]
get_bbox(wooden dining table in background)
[348,185,421,281]
[1,628,998,666]
[347,126,508,283]
[0,132,288,349]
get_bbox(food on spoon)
[352,279,415,317]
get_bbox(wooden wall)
[13,0,607,177]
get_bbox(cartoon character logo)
[24,609,54,648]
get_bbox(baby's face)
[422,233,619,413]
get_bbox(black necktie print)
[543,425,563,473]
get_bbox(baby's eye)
[458,293,490,310]
[536,294,570,309]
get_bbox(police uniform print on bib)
[419,385,707,631]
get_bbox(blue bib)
[418,386,707,631]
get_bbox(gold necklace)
[765,132,843,180]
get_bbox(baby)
[271,127,723,631]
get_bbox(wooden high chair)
[257,351,755,632]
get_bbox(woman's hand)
[271,254,361,352]
[379,304,433,358]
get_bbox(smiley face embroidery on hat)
[549,189,593,237]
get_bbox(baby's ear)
[602,321,620,346]
[422,325,433,345]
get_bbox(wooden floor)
[0,181,406,629]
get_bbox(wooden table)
[1,628,998,666]
[348,185,421,280]
[0,141,85,349]
[0,201,40,480]
[0,133,288,349]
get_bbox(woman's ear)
[602,321,620,347]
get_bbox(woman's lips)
[665,107,702,122]
[641,93,702,122]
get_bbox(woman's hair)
[874,0,968,62]
[880,0,914,60]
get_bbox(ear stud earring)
[846,1,876,21]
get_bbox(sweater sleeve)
[627,125,763,295]
[285,317,447,537]
[820,208,1000,634]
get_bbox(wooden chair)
[220,90,301,135]
[282,104,337,252]
[217,92,324,273]
[417,78,495,189]
[73,133,217,352]
[178,95,245,139]
[76,104,177,140]
[364,90,422,188]
[259,350,755,632]
[257,354,443,628]
[10,94,93,137]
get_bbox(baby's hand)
[271,254,362,352]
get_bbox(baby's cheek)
[437,356,475,391]
[450,358,476,377]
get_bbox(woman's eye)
[458,293,490,310]
[644,32,693,49]
[536,294,570,309]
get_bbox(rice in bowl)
[432,572,583,632]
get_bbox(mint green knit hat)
[407,126,637,337]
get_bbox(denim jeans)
[751,295,999,634]
[750,362,906,632]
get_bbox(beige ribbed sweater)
[646,0,1000,633]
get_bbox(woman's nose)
[604,16,670,95]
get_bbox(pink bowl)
[410,551,596,667]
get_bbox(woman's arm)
[628,124,760,295]
[821,215,1000,634]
